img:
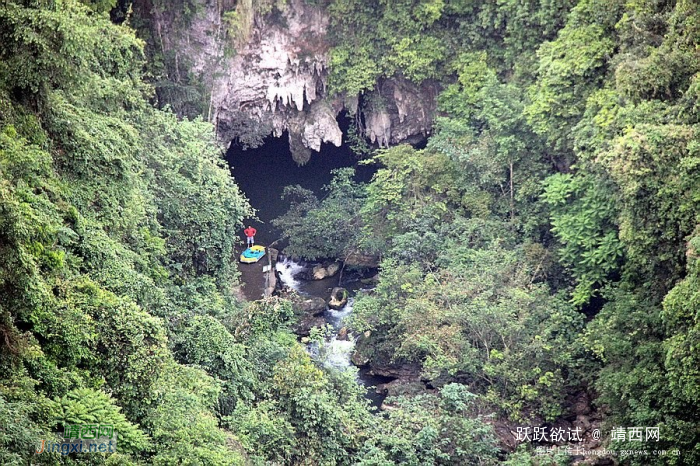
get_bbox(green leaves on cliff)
[325,0,577,95]
[357,384,500,465]
[542,173,623,305]
[48,388,149,454]
[328,45,382,96]
[352,244,586,423]
[326,0,451,94]
[525,18,617,157]
[0,0,144,95]
[298,0,699,462]
[273,167,366,260]
[1,0,699,464]
[0,1,253,463]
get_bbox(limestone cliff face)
[141,0,436,162]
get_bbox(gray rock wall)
[141,0,437,161]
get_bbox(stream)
[276,257,391,408]
[227,124,389,407]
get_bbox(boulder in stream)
[285,293,327,336]
[353,331,423,378]
[351,351,370,367]
[294,314,326,337]
[328,287,348,310]
[360,273,380,285]
[311,261,341,280]
[344,252,379,268]
[326,261,341,277]
[295,297,327,316]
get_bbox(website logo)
[36,424,118,455]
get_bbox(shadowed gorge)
[0,0,698,465]
[226,115,375,246]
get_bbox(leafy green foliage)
[431,51,550,228]
[352,243,585,423]
[359,145,464,260]
[328,45,382,96]
[325,0,576,95]
[580,231,700,465]
[542,173,623,305]
[269,345,365,463]
[1,0,699,464]
[0,1,253,463]
[145,364,247,465]
[613,0,699,102]
[582,288,689,464]
[174,315,255,414]
[0,393,51,466]
[306,0,698,461]
[228,401,297,462]
[140,110,253,289]
[596,123,699,295]
[662,230,700,415]
[48,388,149,454]
[524,0,622,160]
[223,333,380,465]
[0,0,144,96]
[358,384,500,465]
[273,167,366,260]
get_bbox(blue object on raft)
[240,245,266,263]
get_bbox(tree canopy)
[1,0,698,464]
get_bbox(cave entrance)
[225,114,374,248]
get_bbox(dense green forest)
[0,0,698,465]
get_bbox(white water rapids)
[321,298,356,370]
[275,256,305,291]
[275,257,357,371]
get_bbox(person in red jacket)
[244,225,257,247]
